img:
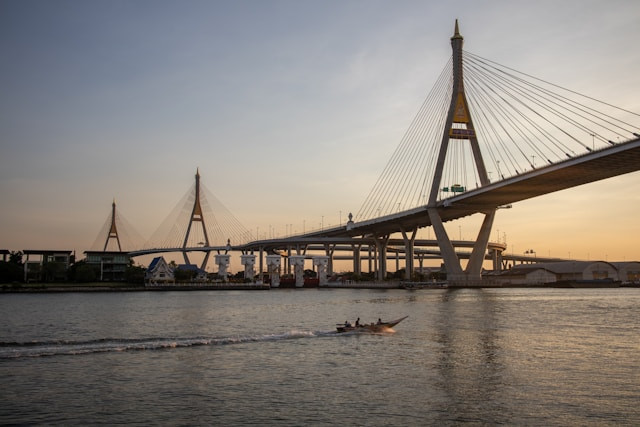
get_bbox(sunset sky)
[1,0,639,269]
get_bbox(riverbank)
[0,282,270,292]
[2,280,636,293]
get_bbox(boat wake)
[0,330,336,359]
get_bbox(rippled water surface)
[1,288,639,425]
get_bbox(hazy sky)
[1,0,639,266]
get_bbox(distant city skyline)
[1,0,639,267]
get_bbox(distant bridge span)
[129,237,510,273]
[130,238,507,258]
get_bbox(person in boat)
[355,317,360,327]
[344,320,351,327]
[377,318,382,325]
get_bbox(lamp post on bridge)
[525,249,536,263]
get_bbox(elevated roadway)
[129,137,638,273]
[308,136,640,238]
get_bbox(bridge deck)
[316,137,640,237]
[129,137,640,257]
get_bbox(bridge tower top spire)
[452,18,462,41]
[451,19,464,92]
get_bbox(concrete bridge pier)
[258,246,264,283]
[428,208,465,281]
[215,254,230,282]
[324,244,335,276]
[428,207,496,285]
[241,254,256,281]
[289,255,305,287]
[489,247,503,272]
[465,210,496,281]
[313,256,329,286]
[285,247,292,275]
[266,255,281,288]
[373,234,390,281]
[352,244,361,276]
[401,228,417,280]
[417,253,425,273]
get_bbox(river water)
[1,288,639,425]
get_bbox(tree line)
[0,251,145,285]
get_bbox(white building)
[492,261,621,286]
[610,262,640,283]
[145,256,174,286]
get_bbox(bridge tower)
[182,168,212,268]
[103,199,122,251]
[428,20,495,283]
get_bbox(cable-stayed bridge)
[315,136,640,237]
[93,21,640,285]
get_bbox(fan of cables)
[356,51,640,221]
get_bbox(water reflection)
[433,289,511,424]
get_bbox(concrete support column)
[401,228,417,280]
[258,246,264,283]
[241,254,256,282]
[373,234,390,281]
[266,255,281,288]
[313,256,329,286]
[490,249,503,272]
[182,251,191,266]
[289,255,305,287]
[465,210,496,280]
[324,244,335,276]
[352,245,361,275]
[23,253,29,283]
[201,251,212,271]
[427,208,465,281]
[214,254,230,282]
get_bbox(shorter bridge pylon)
[90,198,144,253]
[104,199,122,251]
[182,168,212,269]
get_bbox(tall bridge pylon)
[428,20,495,282]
